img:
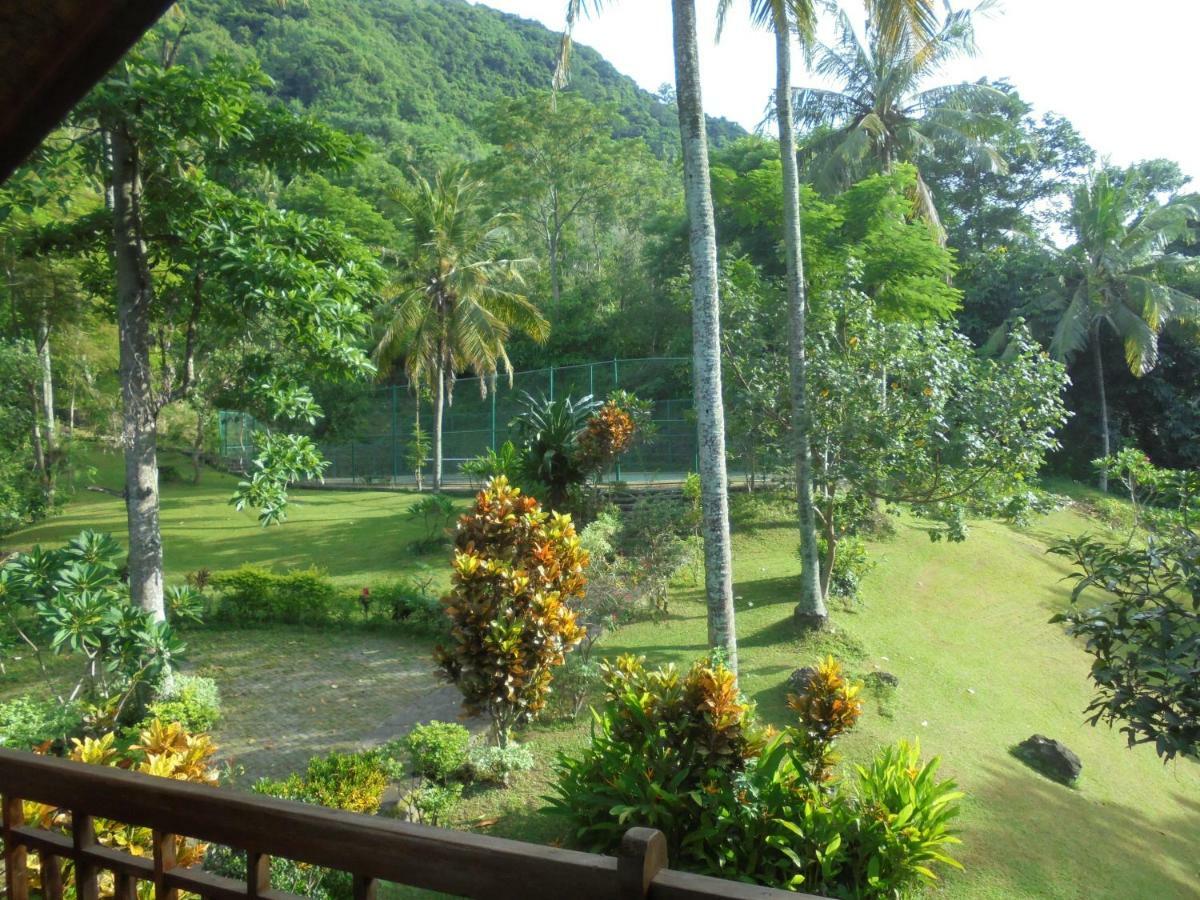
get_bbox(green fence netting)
[219,358,698,486]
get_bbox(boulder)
[787,667,818,694]
[1015,734,1082,784]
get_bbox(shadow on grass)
[971,759,1200,898]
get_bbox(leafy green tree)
[0,140,95,508]
[807,303,1067,594]
[1041,168,1200,489]
[0,340,49,533]
[717,0,945,633]
[374,165,548,490]
[921,82,1095,253]
[478,91,634,307]
[1050,526,1199,761]
[54,37,380,620]
[794,4,1009,237]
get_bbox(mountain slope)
[179,0,744,160]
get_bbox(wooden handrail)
[0,748,810,899]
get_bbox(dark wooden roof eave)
[0,0,175,182]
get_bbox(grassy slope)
[588,505,1200,899]
[3,460,1197,898]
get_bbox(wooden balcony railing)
[0,747,810,899]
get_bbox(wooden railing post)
[248,850,270,897]
[3,795,29,900]
[40,849,64,900]
[618,828,667,899]
[152,830,179,900]
[73,812,99,900]
[353,873,378,900]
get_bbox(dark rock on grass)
[788,666,818,694]
[865,671,899,688]
[1014,734,1082,785]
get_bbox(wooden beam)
[0,0,175,181]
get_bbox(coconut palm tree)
[1047,169,1200,489]
[375,166,548,490]
[716,0,943,624]
[794,3,1008,238]
[558,0,739,673]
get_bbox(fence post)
[618,828,667,899]
[589,361,595,398]
[3,794,28,900]
[351,440,356,484]
[391,385,399,485]
[613,360,622,482]
[549,364,555,401]
[490,382,497,451]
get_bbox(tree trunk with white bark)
[672,0,738,674]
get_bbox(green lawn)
[3,455,1197,899]
[5,448,453,586]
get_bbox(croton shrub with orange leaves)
[23,720,219,895]
[787,655,864,783]
[434,477,586,746]
[546,653,764,860]
[549,655,963,897]
[574,400,636,476]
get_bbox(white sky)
[474,0,1200,184]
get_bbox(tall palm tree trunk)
[109,125,166,622]
[672,0,738,675]
[1093,328,1110,493]
[773,14,827,627]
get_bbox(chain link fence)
[219,358,700,487]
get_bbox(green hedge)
[208,566,446,632]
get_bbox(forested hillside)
[177,0,743,162]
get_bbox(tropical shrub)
[1050,528,1200,760]
[207,745,402,897]
[435,477,586,745]
[466,742,535,786]
[211,565,354,624]
[577,507,621,560]
[26,720,219,895]
[1093,450,1200,532]
[510,392,647,511]
[405,721,471,783]
[0,531,187,727]
[460,441,522,488]
[550,654,963,896]
[397,780,463,827]
[510,393,601,510]
[816,536,875,603]
[252,746,401,814]
[0,696,86,750]
[687,736,963,897]
[547,654,760,859]
[788,656,864,783]
[546,654,603,721]
[362,574,446,632]
[613,495,704,616]
[147,673,222,732]
[405,493,457,552]
[574,399,636,474]
[847,740,964,893]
